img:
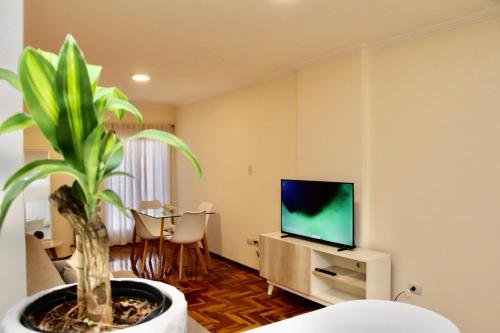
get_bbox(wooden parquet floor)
[109,245,322,332]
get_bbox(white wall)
[368,18,500,333]
[175,16,500,332]
[175,75,297,268]
[294,18,500,332]
[297,52,367,245]
[0,0,26,317]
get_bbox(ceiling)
[25,0,500,106]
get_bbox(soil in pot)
[21,280,172,333]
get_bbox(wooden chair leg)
[161,240,169,276]
[201,233,211,269]
[195,243,208,274]
[184,246,192,276]
[150,242,158,279]
[178,244,184,280]
[147,241,158,279]
[141,240,149,276]
[156,240,163,278]
[130,228,137,263]
[155,240,162,278]
[167,243,178,275]
[132,239,143,275]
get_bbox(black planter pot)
[20,280,171,332]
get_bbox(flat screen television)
[281,179,354,248]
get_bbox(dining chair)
[197,201,214,268]
[167,211,208,280]
[130,209,173,278]
[131,200,163,266]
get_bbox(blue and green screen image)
[281,180,354,247]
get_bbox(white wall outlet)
[408,283,423,296]
[246,237,258,245]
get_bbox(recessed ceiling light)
[132,73,150,82]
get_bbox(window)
[104,139,170,245]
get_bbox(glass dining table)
[140,207,193,219]
[137,207,215,279]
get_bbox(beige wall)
[175,75,297,268]
[0,0,26,316]
[368,18,500,333]
[23,101,175,257]
[297,52,367,245]
[175,17,500,332]
[127,102,176,125]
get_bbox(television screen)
[281,179,354,247]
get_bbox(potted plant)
[0,35,201,332]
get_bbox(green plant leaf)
[103,145,124,174]
[108,103,125,120]
[3,159,66,190]
[83,125,105,191]
[36,49,59,69]
[19,48,60,150]
[0,113,35,135]
[98,131,124,181]
[96,189,128,216]
[93,87,137,122]
[106,98,143,123]
[37,49,100,91]
[87,64,102,92]
[55,34,97,170]
[0,164,89,228]
[98,130,114,160]
[72,180,87,203]
[127,129,202,178]
[0,68,21,91]
[94,86,127,102]
[103,171,134,180]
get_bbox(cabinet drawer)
[259,236,310,294]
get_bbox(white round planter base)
[0,278,187,333]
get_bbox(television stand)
[337,246,354,252]
[280,233,292,238]
[259,232,391,305]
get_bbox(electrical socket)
[408,283,423,296]
[246,237,258,245]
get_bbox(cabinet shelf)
[312,265,366,298]
[311,290,362,305]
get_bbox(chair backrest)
[140,200,162,210]
[170,211,206,244]
[130,209,158,240]
[197,201,214,228]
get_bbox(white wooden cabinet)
[259,232,391,306]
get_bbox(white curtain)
[104,123,173,246]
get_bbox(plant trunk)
[50,185,113,327]
[79,215,112,324]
